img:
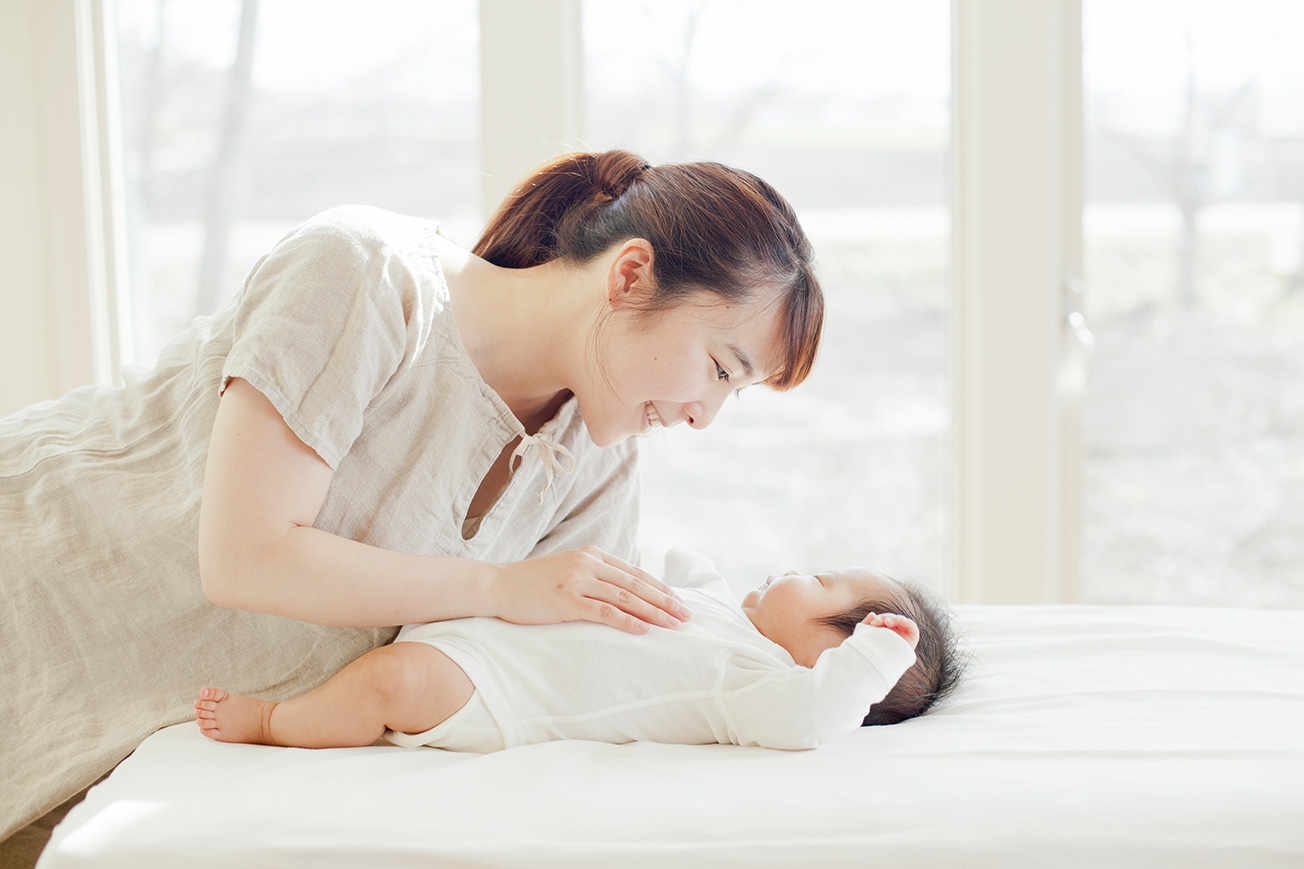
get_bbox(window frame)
[950,0,1084,603]
[1,0,130,410]
[13,0,1087,603]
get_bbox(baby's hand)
[863,612,920,650]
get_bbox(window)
[114,0,480,368]
[96,0,1300,606]
[1082,0,1304,606]
[585,0,951,594]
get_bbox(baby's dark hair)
[817,577,966,725]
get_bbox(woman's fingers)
[585,570,686,632]
[495,547,692,634]
[569,551,688,634]
[591,547,680,599]
[590,548,693,625]
[574,596,655,635]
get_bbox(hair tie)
[602,163,651,201]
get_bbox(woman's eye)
[715,361,731,382]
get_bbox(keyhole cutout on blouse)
[463,437,522,540]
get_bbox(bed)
[37,604,1304,868]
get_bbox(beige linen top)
[0,205,640,839]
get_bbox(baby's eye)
[714,361,731,382]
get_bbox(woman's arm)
[198,378,688,631]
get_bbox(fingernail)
[676,605,692,621]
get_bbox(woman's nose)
[684,388,729,429]
[685,404,716,429]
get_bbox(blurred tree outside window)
[583,0,952,596]
[109,0,1303,607]
[114,0,481,369]
[1082,0,1304,606]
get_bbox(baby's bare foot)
[194,687,277,745]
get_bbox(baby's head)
[742,566,964,725]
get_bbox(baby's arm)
[195,641,473,748]
[661,547,732,594]
[718,626,917,751]
[863,612,919,650]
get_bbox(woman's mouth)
[645,403,662,430]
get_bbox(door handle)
[1060,274,1095,392]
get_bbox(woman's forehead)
[686,292,786,371]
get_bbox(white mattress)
[39,605,1304,868]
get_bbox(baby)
[195,548,964,752]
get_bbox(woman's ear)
[606,238,655,310]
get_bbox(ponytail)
[472,149,823,390]
[474,152,650,269]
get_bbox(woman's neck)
[438,238,595,431]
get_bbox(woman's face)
[578,289,785,448]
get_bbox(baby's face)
[742,567,901,668]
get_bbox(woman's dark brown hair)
[473,150,823,389]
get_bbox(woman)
[0,150,823,853]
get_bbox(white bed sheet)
[39,605,1304,868]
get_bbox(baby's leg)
[194,642,473,748]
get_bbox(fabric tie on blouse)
[511,433,576,502]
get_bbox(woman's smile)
[644,402,664,432]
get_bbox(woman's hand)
[492,547,693,634]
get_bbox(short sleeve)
[221,208,415,469]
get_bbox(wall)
[0,0,57,416]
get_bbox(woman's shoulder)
[237,206,451,324]
[297,204,430,234]
[271,206,441,266]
